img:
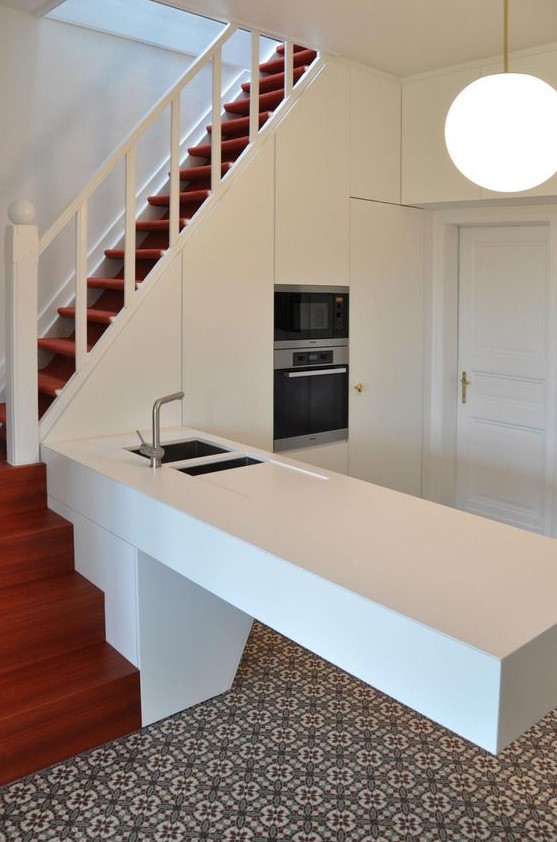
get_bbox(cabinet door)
[350,67,401,204]
[402,69,482,205]
[349,200,424,496]
[275,63,349,286]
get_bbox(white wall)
[0,5,226,401]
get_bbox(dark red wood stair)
[25,42,317,419]
[0,446,141,785]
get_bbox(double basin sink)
[129,438,263,475]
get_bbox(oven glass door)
[274,365,348,449]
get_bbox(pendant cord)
[503,0,509,72]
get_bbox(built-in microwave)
[274,284,349,348]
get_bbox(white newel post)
[5,200,40,465]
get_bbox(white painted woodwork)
[43,426,557,753]
[41,255,183,443]
[349,66,401,204]
[47,497,140,668]
[401,68,482,205]
[74,204,88,371]
[349,199,424,496]
[456,224,554,533]
[182,142,274,451]
[275,63,350,286]
[138,552,253,726]
[0,5,225,392]
[5,216,39,465]
[280,440,348,475]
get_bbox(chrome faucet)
[136,391,184,468]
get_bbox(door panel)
[456,225,551,533]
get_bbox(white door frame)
[423,203,557,534]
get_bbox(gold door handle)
[354,382,363,393]
[460,371,471,404]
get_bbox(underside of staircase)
[0,439,141,785]
[9,44,316,430]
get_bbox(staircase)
[0,440,141,785]
[25,44,317,423]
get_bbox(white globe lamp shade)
[445,73,557,192]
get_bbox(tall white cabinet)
[349,200,425,496]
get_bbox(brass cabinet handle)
[460,371,471,404]
[354,382,363,393]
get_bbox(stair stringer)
[39,56,328,445]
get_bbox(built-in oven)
[274,284,349,348]
[273,345,349,451]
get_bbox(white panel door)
[456,225,553,533]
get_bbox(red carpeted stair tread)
[135,218,189,232]
[38,337,93,358]
[242,66,307,94]
[148,189,211,207]
[87,277,142,291]
[208,112,271,137]
[105,247,166,260]
[223,90,284,116]
[58,307,118,325]
[0,404,6,426]
[276,43,314,55]
[259,48,317,75]
[187,136,249,161]
[38,372,69,396]
[179,163,231,184]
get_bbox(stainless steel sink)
[178,456,263,476]
[130,439,228,464]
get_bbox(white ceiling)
[3,0,557,78]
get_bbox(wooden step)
[105,247,166,261]
[187,136,249,161]
[0,573,105,675]
[0,508,74,588]
[38,337,93,358]
[259,48,317,75]
[0,642,140,785]
[208,112,271,137]
[179,163,232,184]
[242,66,307,94]
[223,90,284,116]
[58,306,118,325]
[0,461,46,513]
[148,188,211,208]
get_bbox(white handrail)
[5,21,320,463]
[39,22,238,254]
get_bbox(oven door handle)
[285,367,347,378]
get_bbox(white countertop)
[43,426,557,661]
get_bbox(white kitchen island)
[42,427,557,754]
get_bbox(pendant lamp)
[444,0,557,192]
